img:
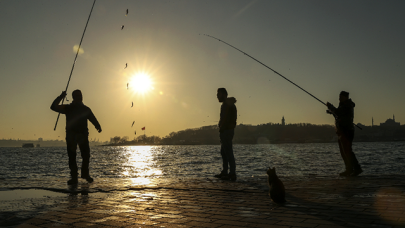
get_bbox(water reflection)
[121,146,162,185]
[2,143,403,182]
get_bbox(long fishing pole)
[54,0,97,131]
[202,34,326,105]
[201,34,362,130]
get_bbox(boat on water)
[22,143,34,148]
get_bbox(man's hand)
[97,127,102,133]
[326,102,336,116]
[326,102,334,110]
[60,91,67,99]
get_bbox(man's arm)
[232,105,237,126]
[88,110,102,133]
[50,91,68,114]
[327,102,350,118]
[218,104,227,129]
[326,102,337,113]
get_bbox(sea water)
[1,142,404,227]
[0,142,404,182]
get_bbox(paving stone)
[180,216,214,223]
[72,222,101,227]
[132,219,161,226]
[25,218,48,226]
[153,223,189,228]
[254,225,289,228]
[15,224,41,228]
[276,221,318,227]
[239,218,279,224]
[184,221,222,227]
[7,175,404,228]
[213,219,250,226]
[208,215,241,221]
[315,225,347,228]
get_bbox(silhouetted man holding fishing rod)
[327,91,362,177]
[215,88,237,181]
[51,90,102,185]
[202,35,364,177]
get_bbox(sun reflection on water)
[121,146,162,186]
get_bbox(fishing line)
[54,0,97,131]
[201,34,326,106]
[201,34,362,130]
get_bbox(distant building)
[282,116,285,126]
[380,115,400,127]
[38,138,43,142]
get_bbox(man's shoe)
[350,168,363,177]
[81,175,94,183]
[214,172,227,179]
[67,178,78,185]
[221,173,237,181]
[339,170,352,177]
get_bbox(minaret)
[372,117,374,127]
[393,114,395,122]
[282,116,285,126]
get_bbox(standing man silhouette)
[51,90,102,185]
[327,91,362,176]
[215,88,237,181]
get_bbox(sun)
[129,72,153,94]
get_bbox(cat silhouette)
[267,167,286,204]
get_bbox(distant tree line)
[108,135,162,146]
[107,122,405,146]
[108,123,335,145]
[159,123,336,145]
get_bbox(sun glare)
[129,72,153,94]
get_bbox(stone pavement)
[2,175,405,228]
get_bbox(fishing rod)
[201,34,362,130]
[54,0,97,131]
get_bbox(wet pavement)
[1,175,404,228]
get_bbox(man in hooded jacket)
[215,88,237,181]
[327,91,362,176]
[51,90,102,185]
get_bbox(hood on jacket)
[344,99,355,107]
[225,97,237,105]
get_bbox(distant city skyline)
[1,0,405,141]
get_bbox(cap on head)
[217,88,228,97]
[340,91,349,98]
[72,89,83,102]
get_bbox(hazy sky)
[1,0,405,141]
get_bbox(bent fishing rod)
[201,34,362,130]
[54,0,97,131]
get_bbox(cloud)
[73,45,84,55]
